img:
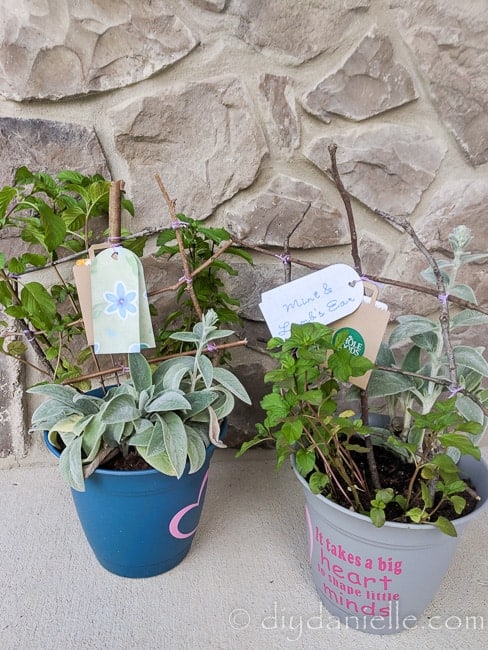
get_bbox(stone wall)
[1,0,487,461]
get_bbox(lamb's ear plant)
[29,310,251,491]
[367,225,488,454]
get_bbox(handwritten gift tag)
[259,264,363,338]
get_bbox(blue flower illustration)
[103,281,138,319]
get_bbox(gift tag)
[330,282,390,389]
[259,264,364,339]
[73,258,94,345]
[89,246,155,354]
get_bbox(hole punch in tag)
[329,282,390,389]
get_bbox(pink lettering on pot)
[169,471,209,540]
[314,527,403,617]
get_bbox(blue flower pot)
[44,419,226,579]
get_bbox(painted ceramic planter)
[292,454,488,635]
[44,420,226,579]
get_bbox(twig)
[374,208,458,389]
[61,339,248,385]
[327,143,362,275]
[327,145,382,488]
[148,240,235,298]
[154,175,203,319]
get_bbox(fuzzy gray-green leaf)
[59,436,85,492]
[212,367,251,404]
[146,419,166,457]
[196,354,214,389]
[389,316,437,347]
[101,394,140,424]
[27,383,80,408]
[145,390,191,412]
[128,353,153,393]
[186,427,207,473]
[161,412,188,478]
[454,346,488,377]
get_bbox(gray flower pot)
[292,454,488,635]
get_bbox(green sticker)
[333,327,365,357]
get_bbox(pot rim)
[43,418,226,478]
[291,452,488,531]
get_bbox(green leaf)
[80,416,105,459]
[449,284,477,303]
[439,433,481,459]
[7,340,28,356]
[454,346,488,377]
[455,395,484,427]
[281,420,303,444]
[136,446,176,475]
[20,282,57,329]
[145,390,191,413]
[57,170,85,184]
[186,426,207,473]
[432,516,457,537]
[212,367,251,405]
[406,507,423,523]
[451,310,488,328]
[22,253,48,268]
[295,448,315,475]
[389,316,437,347]
[450,495,466,515]
[308,471,329,494]
[7,257,26,274]
[169,331,200,343]
[161,412,188,478]
[370,507,386,527]
[184,390,219,417]
[128,353,152,393]
[101,394,140,424]
[146,419,166,456]
[41,208,67,252]
[27,383,80,408]
[0,186,17,221]
[196,354,214,389]
[59,436,85,492]
[13,166,33,184]
[367,370,416,398]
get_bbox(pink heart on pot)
[169,471,209,540]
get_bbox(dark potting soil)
[322,443,480,524]
[102,449,153,471]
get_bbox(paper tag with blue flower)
[90,246,155,354]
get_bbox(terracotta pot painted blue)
[44,418,226,579]
[292,453,488,634]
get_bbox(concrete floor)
[1,447,487,650]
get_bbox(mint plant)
[237,323,375,510]
[238,319,484,535]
